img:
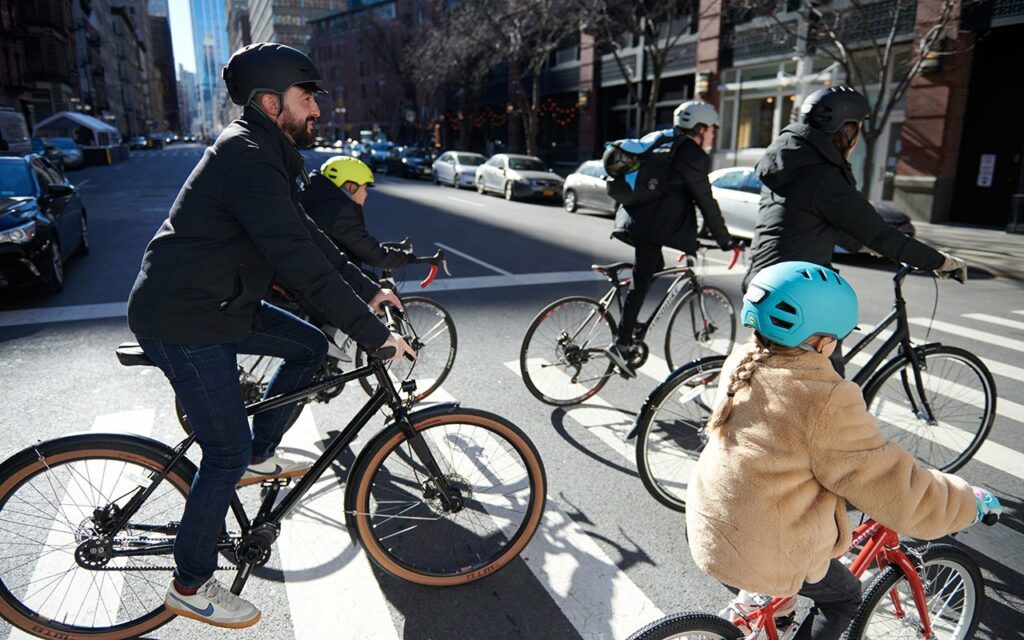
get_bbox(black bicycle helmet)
[222,42,326,106]
[800,86,869,133]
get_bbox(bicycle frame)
[595,262,700,344]
[731,519,936,640]
[105,356,457,595]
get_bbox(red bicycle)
[627,514,999,640]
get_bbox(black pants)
[793,559,863,640]
[616,239,664,345]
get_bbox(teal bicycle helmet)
[742,261,858,347]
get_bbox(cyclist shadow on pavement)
[549,406,642,479]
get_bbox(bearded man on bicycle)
[607,101,736,377]
[745,86,968,375]
[127,43,414,629]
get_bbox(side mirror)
[46,183,74,197]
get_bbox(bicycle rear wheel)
[0,438,195,638]
[635,357,726,512]
[349,409,546,586]
[863,345,996,473]
[846,543,983,640]
[356,296,457,401]
[664,286,736,370]
[626,612,743,640]
[520,296,617,406]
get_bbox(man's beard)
[282,107,316,148]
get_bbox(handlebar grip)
[727,247,741,270]
[421,263,439,288]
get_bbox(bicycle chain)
[80,535,238,571]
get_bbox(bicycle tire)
[664,286,736,371]
[520,295,617,406]
[626,612,744,640]
[0,437,197,639]
[635,357,727,512]
[349,409,546,586]
[845,543,983,640]
[862,344,996,473]
[355,296,457,401]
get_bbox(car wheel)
[451,172,459,189]
[563,189,577,213]
[433,171,440,185]
[41,236,64,294]
[504,181,515,201]
[476,178,486,194]
[75,211,90,257]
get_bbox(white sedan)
[475,154,563,201]
[432,151,486,188]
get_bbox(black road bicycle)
[519,243,740,406]
[175,244,456,433]
[0,323,545,639]
[633,264,997,511]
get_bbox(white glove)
[935,251,968,282]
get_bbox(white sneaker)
[238,454,311,487]
[164,577,261,629]
[719,591,797,636]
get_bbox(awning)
[32,111,121,147]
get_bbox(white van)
[0,107,31,154]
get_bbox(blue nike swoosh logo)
[168,592,215,617]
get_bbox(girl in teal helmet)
[685,261,999,640]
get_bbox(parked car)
[0,154,88,293]
[0,107,31,155]
[33,137,84,170]
[386,147,433,179]
[30,137,66,168]
[563,160,617,215]
[128,136,149,150]
[368,142,394,171]
[475,154,563,201]
[432,151,486,188]
[709,165,916,249]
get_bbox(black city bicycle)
[519,243,740,406]
[633,264,996,511]
[0,318,545,639]
[175,244,456,433]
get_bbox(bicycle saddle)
[115,342,156,367]
[591,262,634,278]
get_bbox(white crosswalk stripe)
[909,317,1024,353]
[963,313,1024,332]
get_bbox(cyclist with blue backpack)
[605,101,736,377]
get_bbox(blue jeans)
[138,302,328,587]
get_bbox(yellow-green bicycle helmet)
[321,156,375,189]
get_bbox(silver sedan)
[432,151,486,189]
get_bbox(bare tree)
[359,11,427,143]
[578,0,698,133]
[725,0,963,195]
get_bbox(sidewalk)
[912,222,1024,282]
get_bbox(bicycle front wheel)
[846,543,983,640]
[863,345,996,473]
[0,438,194,638]
[664,286,736,370]
[356,296,457,401]
[520,296,617,406]
[626,612,744,640]
[349,409,546,586]
[635,357,726,512]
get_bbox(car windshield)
[405,149,428,159]
[48,138,78,150]
[508,157,545,171]
[456,154,485,166]
[0,160,34,197]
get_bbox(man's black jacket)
[745,123,943,290]
[127,106,390,349]
[614,135,732,253]
[300,172,413,270]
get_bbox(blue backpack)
[602,129,679,207]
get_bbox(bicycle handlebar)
[382,237,413,252]
[408,249,449,288]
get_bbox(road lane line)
[447,196,485,208]
[434,242,512,275]
[963,313,1024,332]
[10,410,155,640]
[277,406,400,640]
[909,318,1024,353]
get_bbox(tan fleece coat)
[686,339,977,596]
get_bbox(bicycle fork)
[395,408,465,513]
[897,346,939,425]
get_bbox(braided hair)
[707,332,802,432]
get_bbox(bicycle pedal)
[260,478,292,488]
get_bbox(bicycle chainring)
[629,342,649,368]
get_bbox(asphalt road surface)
[0,144,1021,640]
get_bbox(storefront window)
[738,96,775,148]
[719,99,736,151]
